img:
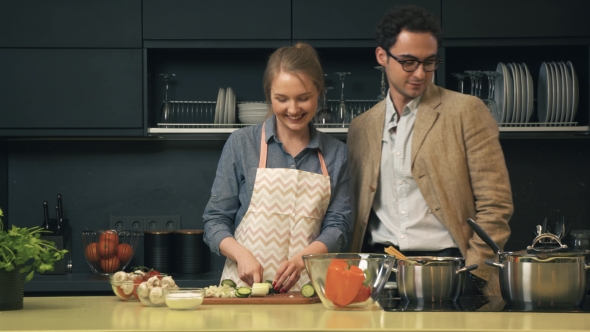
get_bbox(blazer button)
[369,185,376,192]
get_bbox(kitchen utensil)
[334,72,351,126]
[303,253,394,310]
[384,246,417,265]
[466,218,590,308]
[159,73,175,123]
[42,200,49,230]
[392,257,477,302]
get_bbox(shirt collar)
[264,114,321,150]
[385,90,422,122]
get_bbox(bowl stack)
[237,102,268,124]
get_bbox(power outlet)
[110,215,180,235]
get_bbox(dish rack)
[157,99,381,128]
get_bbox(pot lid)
[506,233,590,257]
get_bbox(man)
[347,5,513,296]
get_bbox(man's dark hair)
[376,5,442,51]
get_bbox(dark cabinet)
[143,0,290,40]
[0,49,142,131]
[443,0,590,39]
[0,0,141,48]
[292,0,441,40]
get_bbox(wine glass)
[159,73,175,124]
[375,66,386,101]
[464,71,482,97]
[452,73,467,94]
[482,71,501,123]
[315,87,333,125]
[334,72,351,126]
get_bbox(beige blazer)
[347,84,513,293]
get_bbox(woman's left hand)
[273,257,304,293]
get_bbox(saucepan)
[467,218,590,308]
[392,257,478,302]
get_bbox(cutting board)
[202,292,321,304]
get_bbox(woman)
[203,43,351,293]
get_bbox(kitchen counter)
[1,296,589,332]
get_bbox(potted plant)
[0,207,68,311]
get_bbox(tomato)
[98,239,117,258]
[84,242,100,262]
[99,230,119,247]
[100,255,120,273]
[143,269,161,281]
[116,243,134,262]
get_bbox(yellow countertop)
[0,296,589,332]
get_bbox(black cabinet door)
[443,0,590,38]
[0,49,142,129]
[0,0,141,48]
[143,0,290,40]
[293,0,441,40]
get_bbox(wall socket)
[110,215,180,235]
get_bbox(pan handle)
[485,259,504,269]
[466,218,501,254]
[455,264,478,274]
[391,267,398,274]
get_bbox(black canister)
[144,230,174,274]
[174,230,210,274]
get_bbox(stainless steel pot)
[392,257,478,302]
[467,218,590,308]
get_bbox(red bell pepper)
[324,259,368,307]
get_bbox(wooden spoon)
[384,246,417,264]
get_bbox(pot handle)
[455,264,478,274]
[466,218,501,254]
[485,259,504,269]
[391,267,398,274]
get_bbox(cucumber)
[265,280,276,294]
[235,287,252,298]
[221,279,237,288]
[301,283,315,298]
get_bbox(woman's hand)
[236,251,264,286]
[273,257,304,293]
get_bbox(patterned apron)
[220,123,331,291]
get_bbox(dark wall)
[7,139,226,272]
[0,140,7,227]
[6,137,590,274]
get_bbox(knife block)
[40,219,72,275]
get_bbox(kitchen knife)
[42,200,49,229]
[57,194,64,219]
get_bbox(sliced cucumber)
[301,283,315,298]
[235,287,252,298]
[265,280,276,294]
[221,279,237,288]
[251,283,269,296]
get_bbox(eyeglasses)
[385,50,442,72]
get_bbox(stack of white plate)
[537,61,579,124]
[237,102,268,124]
[494,62,534,125]
[214,87,236,124]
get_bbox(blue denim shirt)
[203,115,352,256]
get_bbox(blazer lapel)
[364,101,386,166]
[412,85,442,165]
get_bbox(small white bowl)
[164,288,206,310]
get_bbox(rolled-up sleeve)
[203,134,242,255]
[313,143,352,252]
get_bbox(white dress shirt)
[369,91,457,250]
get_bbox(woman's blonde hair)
[263,42,324,108]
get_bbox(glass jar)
[570,230,590,250]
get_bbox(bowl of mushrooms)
[109,268,178,305]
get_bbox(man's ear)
[375,47,388,67]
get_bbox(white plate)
[559,62,572,123]
[494,63,506,124]
[516,63,527,123]
[566,61,579,122]
[223,87,230,124]
[522,63,534,123]
[214,88,225,124]
[227,87,236,124]
[557,62,569,123]
[219,88,227,124]
[537,62,551,123]
[550,62,561,123]
[507,63,520,124]
[502,63,513,124]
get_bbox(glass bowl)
[303,253,394,310]
[164,288,206,310]
[136,274,177,307]
[109,272,168,301]
[82,230,140,275]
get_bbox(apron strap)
[259,122,329,177]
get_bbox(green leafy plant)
[0,208,68,282]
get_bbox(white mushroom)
[138,294,152,306]
[160,276,176,289]
[149,287,165,304]
[121,282,135,295]
[137,282,150,298]
[133,270,146,277]
[112,271,128,283]
[146,276,160,288]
